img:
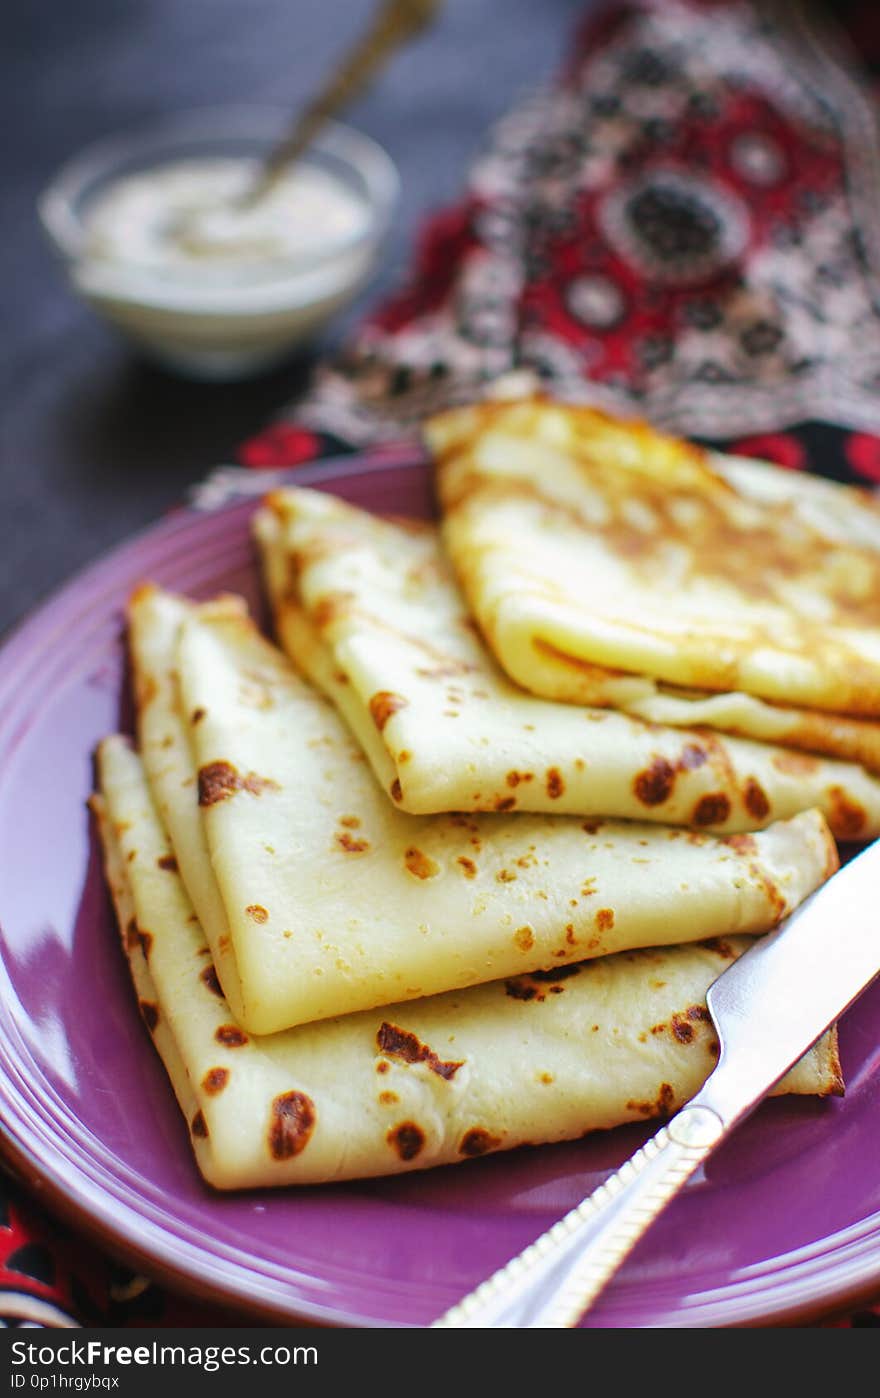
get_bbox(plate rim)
[1,447,879,1329]
[4,1071,880,1330]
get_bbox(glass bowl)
[38,105,400,380]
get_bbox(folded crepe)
[428,398,880,763]
[254,487,880,840]
[129,585,836,1035]
[91,736,842,1190]
[128,584,249,1025]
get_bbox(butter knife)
[434,839,880,1328]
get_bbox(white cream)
[73,155,381,378]
[85,157,371,274]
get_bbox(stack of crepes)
[92,395,880,1192]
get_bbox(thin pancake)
[167,588,835,1035]
[129,584,247,1022]
[429,397,880,722]
[255,487,880,840]
[92,737,842,1190]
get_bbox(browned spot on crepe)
[198,761,279,806]
[369,691,409,732]
[494,795,517,812]
[202,1067,229,1095]
[671,1015,695,1044]
[337,831,370,854]
[633,757,675,806]
[376,1022,463,1080]
[827,785,867,840]
[215,1024,249,1048]
[546,767,565,799]
[627,1082,677,1118]
[743,777,770,821]
[692,793,731,826]
[505,964,582,1003]
[386,1121,425,1161]
[200,964,224,998]
[404,846,439,879]
[459,1127,502,1158]
[268,1090,316,1161]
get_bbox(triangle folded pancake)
[129,585,247,1024]
[255,487,880,841]
[428,397,880,740]
[131,586,837,1035]
[91,737,842,1191]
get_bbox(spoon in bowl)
[174,0,441,254]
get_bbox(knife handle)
[432,1102,725,1328]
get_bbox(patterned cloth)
[5,0,880,1328]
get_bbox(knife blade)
[700,838,879,1125]
[434,838,880,1328]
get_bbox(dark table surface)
[1,0,586,636]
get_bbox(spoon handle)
[249,0,441,201]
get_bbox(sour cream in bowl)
[39,107,399,379]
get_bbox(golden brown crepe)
[91,736,842,1190]
[429,397,880,744]
[128,585,837,1036]
[254,486,880,840]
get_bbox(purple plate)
[1,449,880,1329]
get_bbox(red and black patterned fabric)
[6,0,880,1329]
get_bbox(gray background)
[1,0,588,633]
